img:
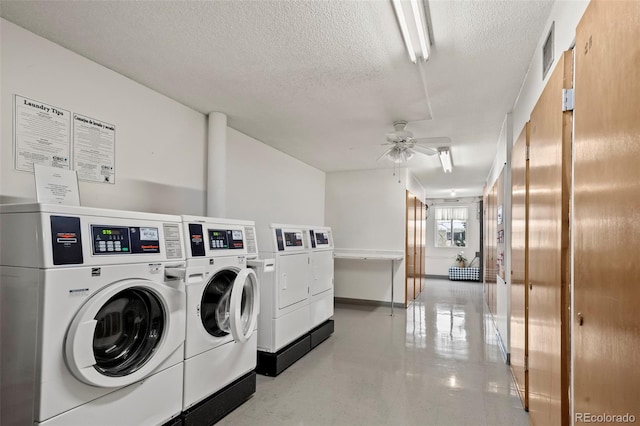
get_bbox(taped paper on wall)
[14,95,71,172]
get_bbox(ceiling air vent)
[542,21,555,80]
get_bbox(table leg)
[390,260,394,317]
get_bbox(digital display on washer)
[209,229,244,250]
[284,231,303,247]
[91,225,161,254]
[315,232,329,245]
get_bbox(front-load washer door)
[201,268,259,344]
[65,279,181,388]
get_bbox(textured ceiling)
[1,0,554,198]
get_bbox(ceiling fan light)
[405,150,415,161]
[389,148,403,163]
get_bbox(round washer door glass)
[93,287,164,377]
[201,269,237,337]
[200,268,257,340]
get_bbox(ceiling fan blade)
[385,133,400,142]
[413,136,452,145]
[376,147,394,162]
[411,145,438,156]
[386,130,413,140]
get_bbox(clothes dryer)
[180,216,259,426]
[256,224,311,354]
[308,227,334,329]
[0,204,186,426]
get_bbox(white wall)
[226,128,326,243]
[424,198,481,276]
[512,0,590,137]
[490,115,512,356]
[0,19,207,215]
[405,169,426,201]
[325,169,406,304]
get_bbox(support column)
[207,112,227,217]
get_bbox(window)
[435,207,467,247]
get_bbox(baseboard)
[425,274,449,280]
[335,297,404,309]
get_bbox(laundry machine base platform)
[163,415,184,426]
[256,319,334,376]
[181,371,256,426]
[310,319,334,349]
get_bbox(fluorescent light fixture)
[391,0,431,63]
[438,148,453,173]
[410,0,430,60]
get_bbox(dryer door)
[65,279,173,388]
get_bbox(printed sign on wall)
[14,95,71,172]
[73,114,115,184]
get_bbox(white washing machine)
[308,226,334,328]
[180,216,260,425]
[0,203,186,426]
[256,224,311,355]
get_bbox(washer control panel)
[91,225,160,255]
[208,229,244,250]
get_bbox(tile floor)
[219,278,529,425]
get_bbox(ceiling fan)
[378,121,451,163]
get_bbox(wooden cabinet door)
[511,122,530,410]
[405,191,416,306]
[419,201,426,293]
[573,0,640,418]
[528,50,572,426]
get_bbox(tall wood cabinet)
[405,191,426,306]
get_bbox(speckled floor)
[218,278,528,426]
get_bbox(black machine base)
[310,319,334,349]
[256,319,334,377]
[181,371,256,426]
[162,415,183,426]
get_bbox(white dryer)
[308,227,335,329]
[180,216,260,426]
[0,204,186,426]
[257,224,311,354]
[254,224,316,376]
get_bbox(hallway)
[219,278,528,425]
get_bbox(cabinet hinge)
[562,88,575,111]
[525,145,530,161]
[525,355,529,372]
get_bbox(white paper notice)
[34,164,81,206]
[14,95,71,172]
[73,113,115,184]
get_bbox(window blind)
[435,207,468,220]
